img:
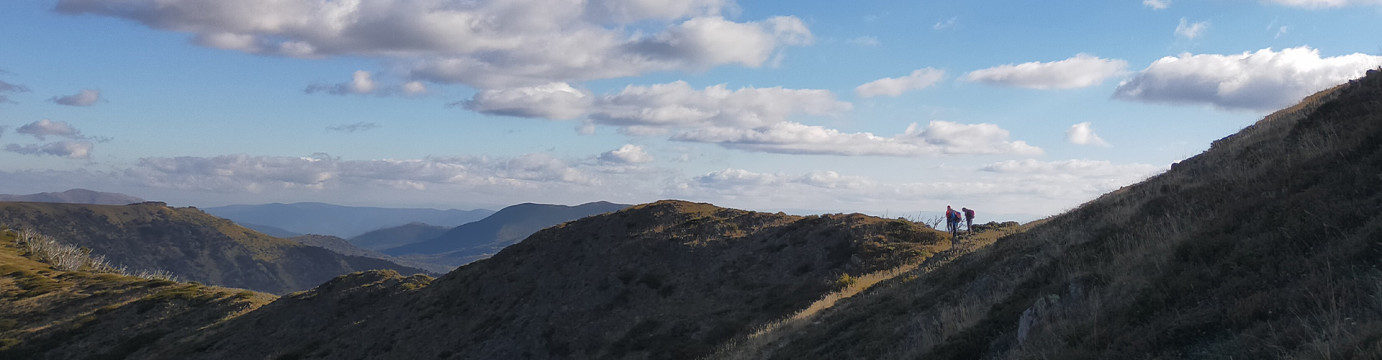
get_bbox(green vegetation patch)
[0,264,67,298]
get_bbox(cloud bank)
[56,0,811,89]
[1114,46,1382,111]
[856,68,945,97]
[964,54,1127,89]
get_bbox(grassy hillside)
[171,200,948,359]
[0,227,275,359]
[0,202,432,294]
[716,69,1382,359]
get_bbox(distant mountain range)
[0,188,144,205]
[203,202,495,238]
[0,201,433,294]
[380,201,631,267]
[348,222,450,251]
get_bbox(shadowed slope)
[725,69,1382,359]
[180,200,947,359]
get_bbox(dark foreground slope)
[0,202,431,294]
[0,229,276,359]
[175,200,947,359]
[719,70,1382,359]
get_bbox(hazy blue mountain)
[349,222,450,251]
[203,202,494,238]
[289,234,449,275]
[383,201,630,267]
[0,188,144,205]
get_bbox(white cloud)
[1113,46,1382,111]
[463,82,593,120]
[1066,122,1111,147]
[599,144,654,164]
[963,54,1127,89]
[855,68,945,97]
[672,159,1163,216]
[401,81,427,95]
[16,119,82,140]
[56,0,813,89]
[1266,0,1382,8]
[1144,0,1170,9]
[6,141,94,159]
[672,120,1042,156]
[49,89,101,106]
[122,152,609,193]
[589,81,851,129]
[933,16,957,30]
[980,159,1163,179]
[1175,18,1209,40]
[305,70,378,95]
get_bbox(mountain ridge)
[204,202,495,238]
[382,201,631,267]
[0,189,144,205]
[0,201,432,294]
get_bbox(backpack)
[948,210,961,223]
[964,209,975,218]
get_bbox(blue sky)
[1,0,1379,220]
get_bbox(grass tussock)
[9,228,177,282]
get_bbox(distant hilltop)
[0,188,144,205]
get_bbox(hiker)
[945,205,961,239]
[962,207,975,232]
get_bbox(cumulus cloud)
[1266,0,1382,8]
[599,144,655,164]
[0,79,29,103]
[981,159,1163,179]
[5,141,94,159]
[16,119,83,140]
[401,81,427,95]
[1066,122,1111,147]
[1175,18,1209,40]
[1113,46,1382,111]
[855,68,945,97]
[672,120,1042,156]
[693,168,873,190]
[963,54,1127,89]
[589,81,851,129]
[305,70,377,95]
[1144,0,1170,9]
[122,152,605,193]
[49,89,101,106]
[463,83,593,120]
[54,0,813,89]
[326,122,380,133]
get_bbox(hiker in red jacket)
[945,205,961,239]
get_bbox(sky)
[1,0,1380,220]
